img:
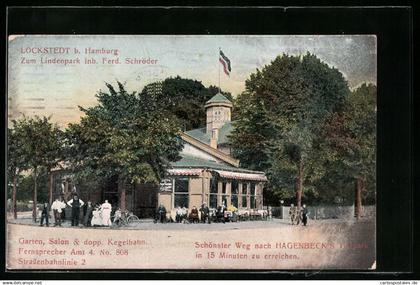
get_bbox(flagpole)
[218,47,221,93]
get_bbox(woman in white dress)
[91,204,102,226]
[100,200,112,226]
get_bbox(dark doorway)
[129,183,158,218]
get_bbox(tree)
[156,76,232,131]
[7,174,49,204]
[321,83,376,216]
[230,91,272,171]
[10,116,62,221]
[66,82,183,211]
[230,53,350,207]
[7,124,28,219]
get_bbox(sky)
[8,35,376,127]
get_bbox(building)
[157,93,267,212]
[53,93,267,217]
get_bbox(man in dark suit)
[67,194,84,226]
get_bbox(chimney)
[210,128,218,149]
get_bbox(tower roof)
[205,93,232,108]
[206,93,231,104]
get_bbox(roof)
[184,121,233,145]
[205,93,232,105]
[170,154,265,175]
[180,132,239,167]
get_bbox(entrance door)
[131,183,158,218]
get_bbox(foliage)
[9,116,63,174]
[7,173,49,202]
[156,76,232,131]
[7,124,28,180]
[66,82,183,185]
[318,83,377,204]
[7,116,62,219]
[230,91,272,171]
[230,53,353,205]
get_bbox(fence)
[269,205,376,220]
[6,201,34,212]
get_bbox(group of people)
[174,203,212,224]
[289,204,309,226]
[174,204,208,224]
[40,197,309,227]
[155,203,208,224]
[39,194,114,227]
[39,199,68,227]
[91,199,112,226]
[155,203,213,224]
[171,202,230,224]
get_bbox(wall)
[158,193,172,213]
[206,106,231,133]
[189,177,203,208]
[182,142,224,163]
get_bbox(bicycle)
[112,209,140,227]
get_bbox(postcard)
[6,35,376,270]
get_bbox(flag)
[219,50,231,76]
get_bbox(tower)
[205,93,232,148]
[205,93,232,133]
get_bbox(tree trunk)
[64,179,69,201]
[12,175,17,219]
[32,167,38,222]
[118,176,126,211]
[354,177,363,219]
[295,160,304,209]
[48,172,53,206]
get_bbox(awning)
[167,168,267,182]
[214,170,267,182]
[167,168,203,176]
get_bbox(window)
[242,183,248,208]
[174,194,189,209]
[242,197,247,208]
[174,177,189,208]
[209,195,218,208]
[221,183,227,206]
[209,177,218,208]
[231,181,238,208]
[214,110,220,121]
[250,182,256,209]
[175,178,188,193]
